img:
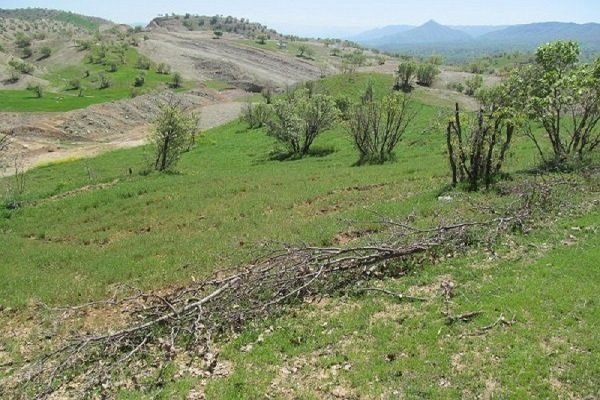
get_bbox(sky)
[2,0,600,37]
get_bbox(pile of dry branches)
[5,181,563,399]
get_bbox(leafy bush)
[242,102,272,129]
[26,83,44,98]
[395,61,417,92]
[67,78,81,90]
[39,46,52,60]
[170,72,183,88]
[133,73,145,87]
[348,90,416,164]
[266,89,339,157]
[416,63,440,87]
[98,73,111,89]
[464,74,483,96]
[8,59,34,74]
[135,56,152,70]
[156,63,171,75]
[149,100,200,171]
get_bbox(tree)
[256,34,267,45]
[67,78,81,90]
[98,73,111,89]
[464,74,483,96]
[133,73,145,87]
[509,41,600,163]
[39,46,52,60]
[149,99,200,171]
[341,50,367,75]
[213,30,223,39]
[242,102,272,129]
[170,72,183,88]
[348,88,416,164]
[136,56,152,70]
[157,63,171,75]
[297,44,314,59]
[416,63,440,87]
[266,89,339,157]
[445,86,519,190]
[26,83,43,98]
[395,61,417,92]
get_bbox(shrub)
[157,63,171,75]
[348,89,416,164]
[242,102,272,129]
[39,46,52,60]
[22,46,33,58]
[445,87,520,190]
[26,83,44,98]
[256,34,267,45]
[149,100,200,171]
[170,72,183,88]
[416,63,440,87]
[266,89,339,157]
[98,73,111,89]
[8,59,34,74]
[15,33,31,48]
[213,30,223,39]
[135,56,152,70]
[395,61,417,92]
[464,74,483,96]
[67,78,81,90]
[335,96,353,120]
[133,73,145,87]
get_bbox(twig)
[356,287,428,302]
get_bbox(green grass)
[1,72,598,399]
[205,210,600,399]
[0,48,191,112]
[0,73,547,307]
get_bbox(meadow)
[1,73,598,399]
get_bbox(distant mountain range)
[352,20,600,60]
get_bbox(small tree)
[213,30,223,39]
[150,100,200,172]
[349,89,416,164]
[395,61,417,92]
[133,73,145,87]
[242,102,272,129]
[67,78,81,90]
[464,74,483,96]
[509,41,600,164]
[157,63,171,75]
[170,72,183,88]
[136,56,152,70]
[416,63,440,87]
[27,83,43,98]
[39,46,52,60]
[446,89,519,191]
[266,89,339,157]
[98,73,111,89]
[341,50,367,75]
[256,34,267,45]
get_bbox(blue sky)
[3,0,600,37]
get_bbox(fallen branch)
[356,287,428,302]
[443,311,484,325]
[461,313,517,337]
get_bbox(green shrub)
[242,102,272,129]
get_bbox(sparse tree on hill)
[26,83,43,98]
[349,87,416,164]
[39,46,52,60]
[157,63,171,75]
[395,61,417,92]
[266,88,339,157]
[464,74,483,96]
[446,86,520,190]
[170,72,183,88]
[150,99,200,171]
[416,63,440,87]
[508,41,600,164]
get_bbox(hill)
[149,14,281,39]
[480,21,600,46]
[355,20,600,61]
[0,8,111,31]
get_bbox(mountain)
[0,8,112,31]
[451,25,508,37]
[350,24,414,41]
[380,20,472,44]
[480,22,600,45]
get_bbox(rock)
[438,195,454,202]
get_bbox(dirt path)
[1,97,244,177]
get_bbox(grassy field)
[1,73,598,399]
[0,48,190,112]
